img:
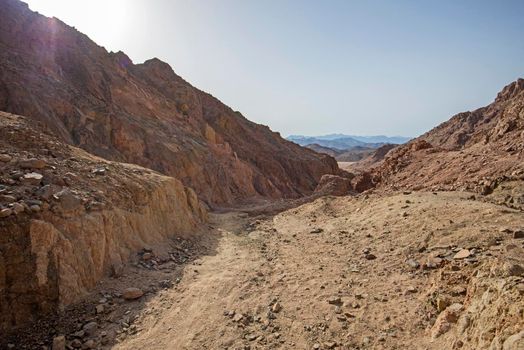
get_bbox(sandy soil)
[111,191,523,350]
[7,191,524,350]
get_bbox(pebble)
[0,195,16,203]
[70,339,82,348]
[83,339,96,349]
[406,259,420,269]
[310,228,323,234]
[232,313,244,322]
[0,154,12,162]
[0,208,12,218]
[513,230,524,239]
[271,302,282,313]
[123,287,144,300]
[83,321,98,335]
[12,202,24,214]
[453,249,471,259]
[19,158,47,169]
[96,304,105,314]
[52,335,66,350]
[21,172,44,185]
[327,296,342,305]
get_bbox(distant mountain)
[287,134,411,150]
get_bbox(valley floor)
[9,191,524,350]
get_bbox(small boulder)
[123,287,144,300]
[19,158,47,169]
[21,172,43,185]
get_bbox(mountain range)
[286,134,411,150]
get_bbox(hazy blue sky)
[25,0,524,137]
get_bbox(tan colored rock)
[52,335,66,350]
[453,249,471,259]
[431,303,463,339]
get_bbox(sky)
[25,0,524,138]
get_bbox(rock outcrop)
[370,79,524,193]
[0,0,338,206]
[0,112,206,332]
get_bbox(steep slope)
[0,0,338,206]
[0,111,207,333]
[368,79,524,194]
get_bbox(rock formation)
[0,0,338,206]
[369,79,524,193]
[0,112,206,331]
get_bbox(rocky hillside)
[0,0,338,206]
[368,79,524,195]
[0,112,206,333]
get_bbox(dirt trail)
[112,192,524,350]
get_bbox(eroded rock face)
[0,0,338,206]
[314,174,354,196]
[371,79,524,193]
[0,112,206,332]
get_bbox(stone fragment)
[0,208,12,218]
[19,158,47,169]
[21,172,43,185]
[0,154,12,162]
[406,259,420,269]
[123,287,144,300]
[453,249,471,259]
[271,302,282,313]
[327,296,342,305]
[0,195,16,203]
[12,202,24,214]
[52,335,66,350]
[513,230,524,239]
[82,321,98,335]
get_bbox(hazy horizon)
[25,0,524,138]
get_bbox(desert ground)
[9,191,523,350]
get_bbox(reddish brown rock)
[0,0,338,206]
[369,79,524,195]
[314,174,354,196]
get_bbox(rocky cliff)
[0,112,206,332]
[367,79,524,195]
[0,0,338,206]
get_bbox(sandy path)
[112,192,524,350]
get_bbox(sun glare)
[24,0,130,50]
